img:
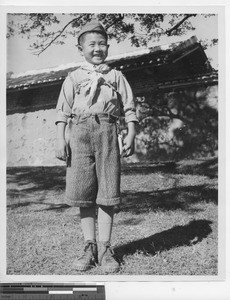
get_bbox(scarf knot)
[79,63,111,107]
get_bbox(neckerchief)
[79,62,112,107]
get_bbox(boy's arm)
[55,75,75,162]
[56,122,69,161]
[116,71,138,157]
[116,71,138,124]
[123,121,137,157]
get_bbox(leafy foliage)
[7,13,203,55]
[135,86,218,161]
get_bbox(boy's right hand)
[56,138,69,161]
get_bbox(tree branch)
[139,104,186,123]
[165,14,196,36]
[34,14,86,56]
[104,14,125,31]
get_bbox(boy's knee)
[98,205,114,216]
[80,206,96,218]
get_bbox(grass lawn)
[6,157,218,276]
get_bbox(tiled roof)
[154,71,218,90]
[7,36,209,91]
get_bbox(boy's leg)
[98,205,113,242]
[73,206,97,271]
[94,117,121,272]
[80,206,96,241]
[97,205,119,273]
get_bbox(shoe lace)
[107,246,115,256]
[78,241,96,260]
[103,242,115,257]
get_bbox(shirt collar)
[80,60,111,73]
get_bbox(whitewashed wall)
[7,109,65,167]
[6,85,218,167]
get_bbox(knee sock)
[98,205,114,243]
[80,206,96,242]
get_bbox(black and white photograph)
[1,3,228,297]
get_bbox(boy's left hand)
[123,134,135,157]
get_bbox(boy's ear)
[78,45,83,55]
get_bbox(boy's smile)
[78,32,109,65]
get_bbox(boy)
[55,20,138,273]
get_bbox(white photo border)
[1,1,229,299]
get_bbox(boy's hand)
[56,138,69,161]
[122,121,136,157]
[123,134,135,157]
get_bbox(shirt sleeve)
[55,75,75,125]
[116,71,139,123]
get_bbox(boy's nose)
[94,44,101,51]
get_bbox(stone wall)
[6,84,218,167]
[7,109,64,167]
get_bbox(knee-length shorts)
[65,113,121,207]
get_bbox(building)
[7,36,218,166]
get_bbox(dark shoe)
[72,240,98,271]
[98,241,120,273]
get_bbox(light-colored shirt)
[55,63,138,124]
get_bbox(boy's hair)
[78,31,108,46]
[78,20,108,45]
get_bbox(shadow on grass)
[119,217,145,226]
[118,185,218,214]
[175,157,218,179]
[6,156,217,192]
[7,166,66,193]
[114,219,212,263]
[122,157,217,178]
[8,201,71,212]
[7,166,66,208]
[7,158,217,212]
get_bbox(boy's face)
[78,32,109,65]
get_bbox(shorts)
[65,113,121,207]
